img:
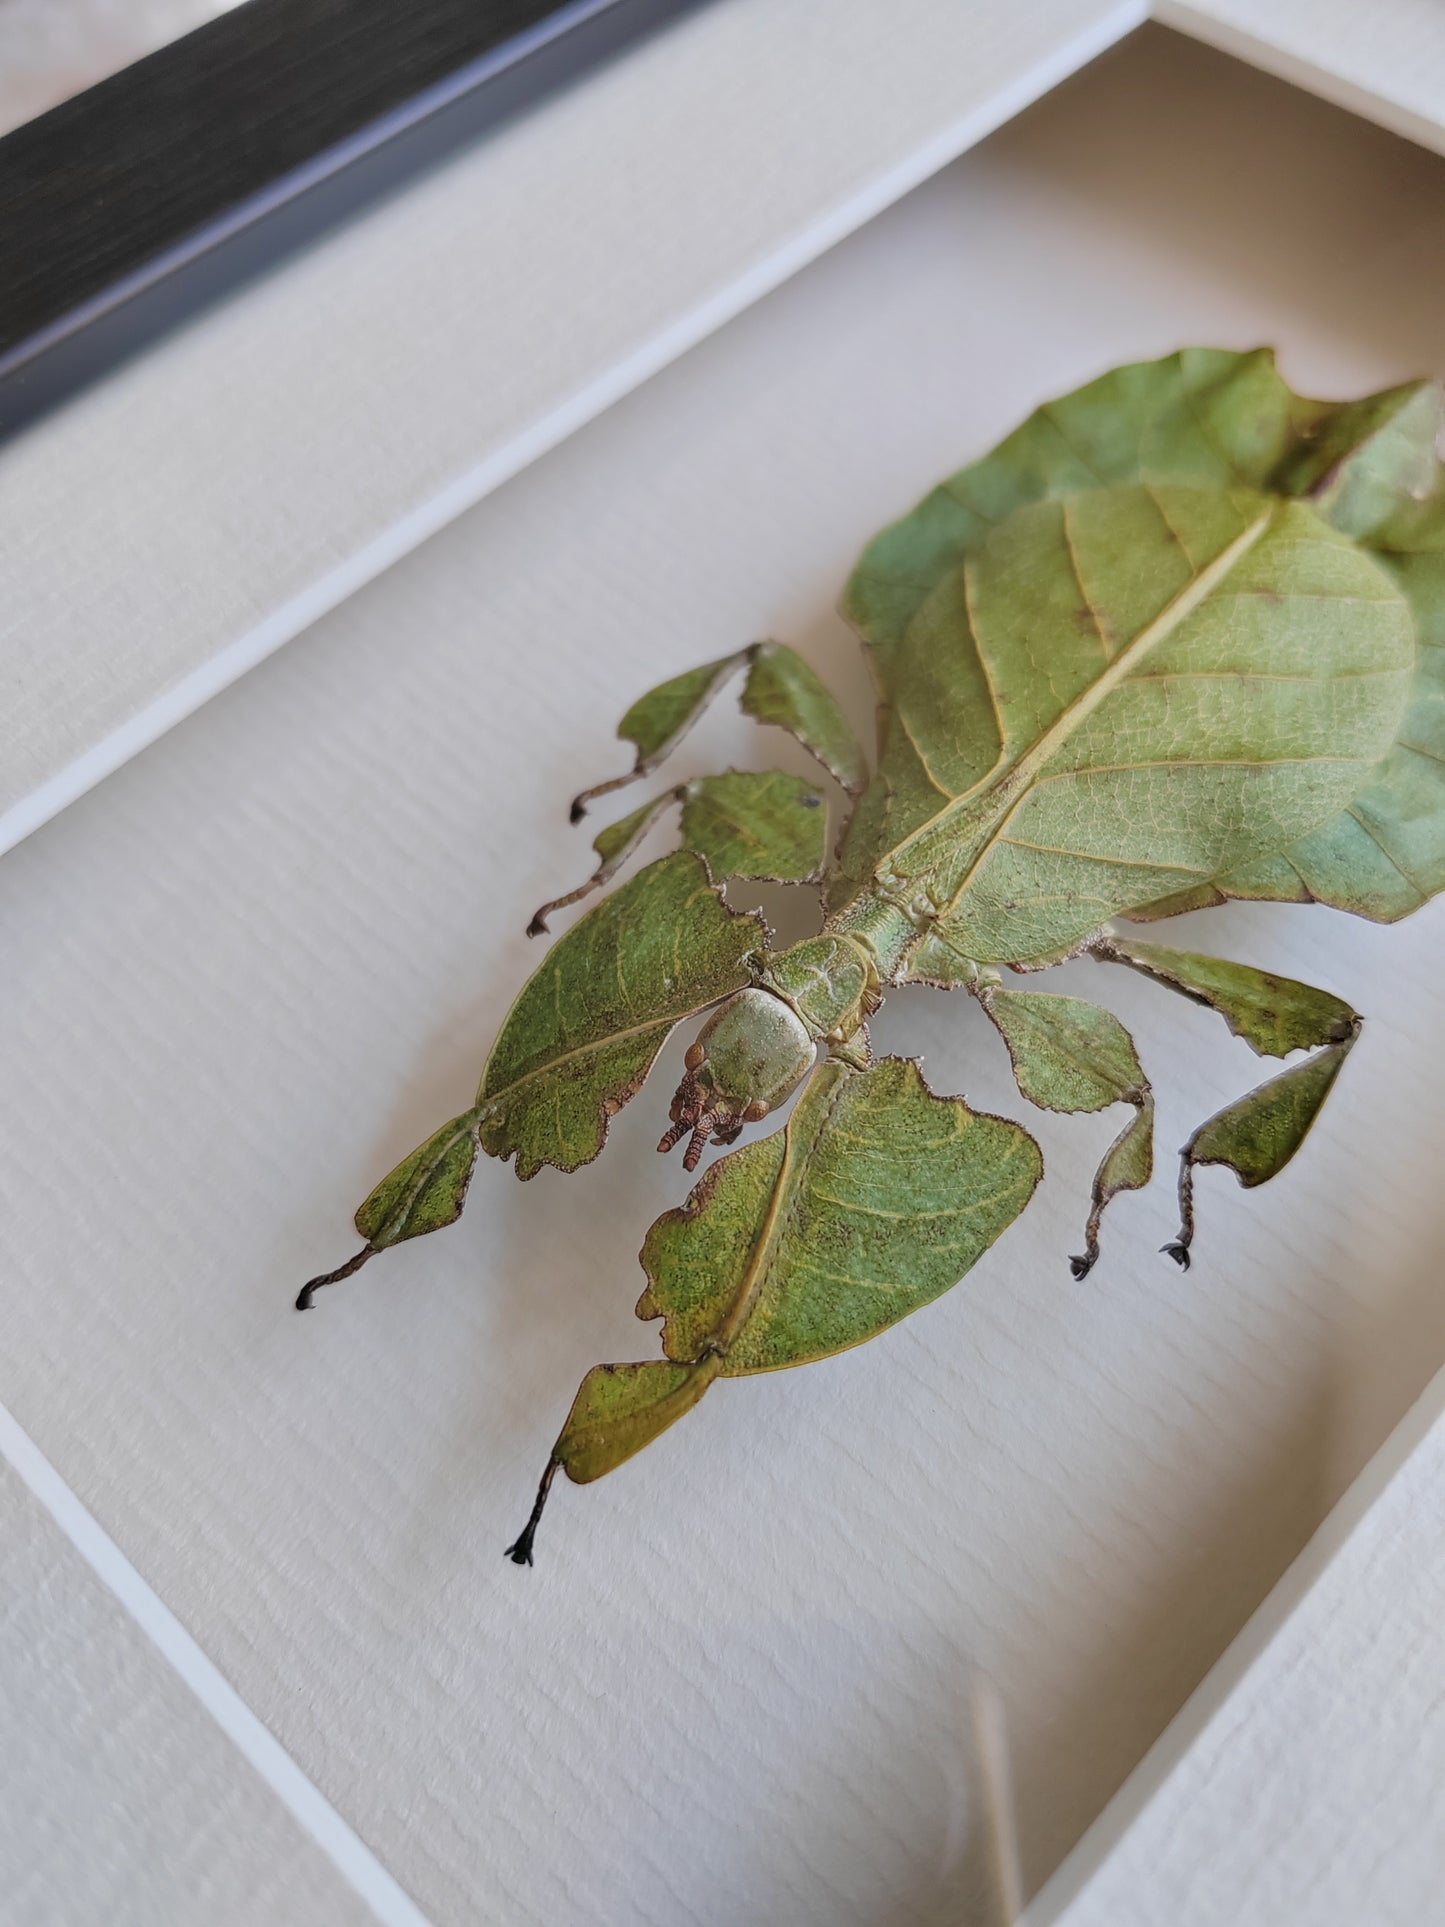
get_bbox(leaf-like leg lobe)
[979,987,1152,1276]
[531,790,682,935]
[1163,1028,1357,1266]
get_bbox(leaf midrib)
[879,504,1275,908]
[710,1062,853,1360]
[476,1010,678,1115]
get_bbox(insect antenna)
[682,1114,721,1171]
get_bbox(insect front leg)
[1087,934,1360,1267]
[570,649,754,821]
[531,641,866,936]
[527,769,830,937]
[297,854,766,1308]
[569,640,867,820]
[528,789,682,935]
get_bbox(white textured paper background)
[0,0,1137,851]
[4,31,1445,1924]
[0,1458,373,1926]
[1052,1383,1445,1925]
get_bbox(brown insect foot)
[505,1460,558,1567]
[1068,1252,1097,1280]
[295,1244,375,1309]
[1160,1239,1192,1271]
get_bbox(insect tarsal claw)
[505,1460,559,1567]
[1160,1240,1192,1272]
[295,1245,376,1310]
[526,912,549,938]
[1068,1253,1096,1281]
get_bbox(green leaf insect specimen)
[299,348,1445,1565]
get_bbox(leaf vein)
[1000,835,1210,874]
[1345,805,1427,895]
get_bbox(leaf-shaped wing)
[1273,380,1443,542]
[835,349,1291,902]
[830,351,1439,914]
[544,1058,1041,1487]
[843,346,1301,668]
[479,852,764,1178]
[1134,483,1445,925]
[879,484,1413,968]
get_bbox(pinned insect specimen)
[298,348,1445,1564]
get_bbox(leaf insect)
[298,348,1445,1565]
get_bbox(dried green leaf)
[479,852,764,1179]
[741,641,869,794]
